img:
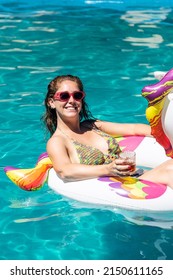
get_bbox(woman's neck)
[57,118,82,134]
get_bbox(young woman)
[42,74,173,188]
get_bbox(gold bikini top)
[61,127,121,165]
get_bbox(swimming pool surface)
[1,0,173,260]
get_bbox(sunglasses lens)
[60,92,70,100]
[73,91,84,100]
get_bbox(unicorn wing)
[4,153,53,191]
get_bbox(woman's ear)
[48,98,56,109]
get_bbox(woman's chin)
[64,110,79,118]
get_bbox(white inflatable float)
[4,69,173,226]
[47,136,172,212]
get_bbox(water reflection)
[121,9,172,25]
[121,9,172,48]
[124,34,163,48]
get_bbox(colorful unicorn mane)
[142,68,173,158]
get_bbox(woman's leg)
[139,159,173,188]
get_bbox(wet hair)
[41,74,96,135]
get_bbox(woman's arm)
[95,120,151,137]
[47,135,132,182]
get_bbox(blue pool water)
[1,0,173,260]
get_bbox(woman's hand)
[107,158,135,177]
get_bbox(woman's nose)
[68,95,75,102]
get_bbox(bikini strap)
[58,127,76,143]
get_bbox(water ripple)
[19,27,56,32]
[17,65,62,73]
[0,48,32,52]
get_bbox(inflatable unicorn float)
[4,68,173,222]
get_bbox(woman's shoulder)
[47,131,67,149]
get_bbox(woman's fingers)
[112,159,134,176]
[114,159,132,171]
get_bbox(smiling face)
[48,80,83,120]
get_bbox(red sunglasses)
[53,91,85,102]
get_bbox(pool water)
[1,0,173,260]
